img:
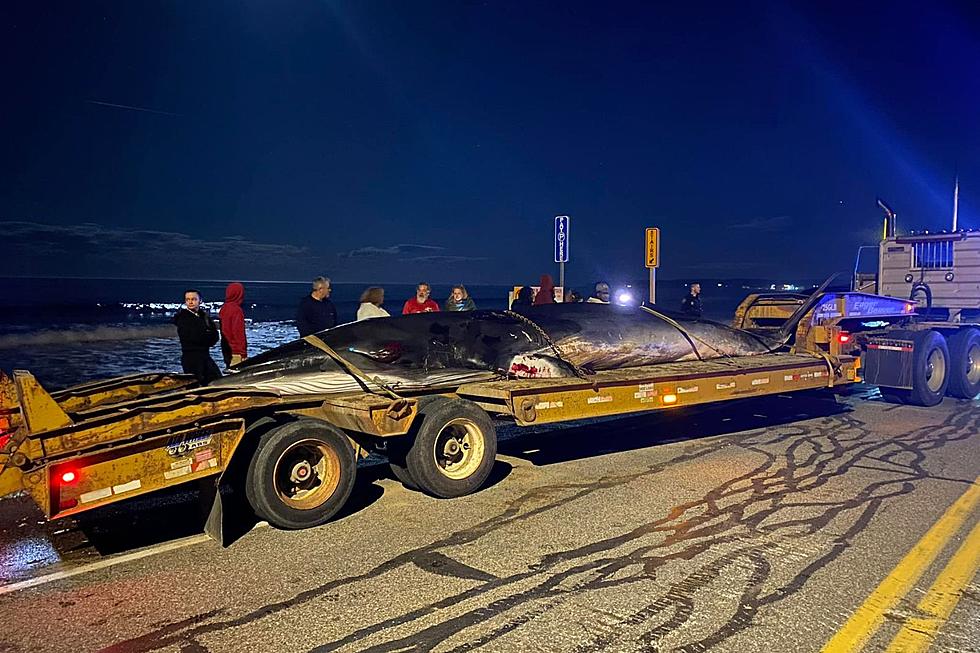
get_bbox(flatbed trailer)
[0,292,909,543]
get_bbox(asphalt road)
[0,386,977,653]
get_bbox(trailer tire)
[891,330,950,407]
[386,396,446,490]
[947,328,980,399]
[387,453,419,490]
[402,397,496,498]
[245,419,356,530]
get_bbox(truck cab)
[854,229,980,323]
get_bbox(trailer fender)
[204,416,279,546]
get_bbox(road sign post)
[645,227,660,304]
[555,216,570,291]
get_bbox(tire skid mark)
[96,401,979,653]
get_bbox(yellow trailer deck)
[459,352,855,424]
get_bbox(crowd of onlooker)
[172,274,703,384]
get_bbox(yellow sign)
[645,227,660,268]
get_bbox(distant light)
[617,291,634,305]
[838,333,851,344]
[60,471,77,484]
[717,282,723,287]
[662,393,678,405]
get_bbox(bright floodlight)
[617,291,633,305]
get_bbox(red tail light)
[838,333,851,344]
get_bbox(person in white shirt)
[357,286,390,320]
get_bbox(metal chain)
[501,311,594,380]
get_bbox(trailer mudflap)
[863,337,915,389]
[30,418,247,520]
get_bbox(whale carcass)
[210,304,782,396]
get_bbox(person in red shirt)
[402,282,441,314]
[218,282,247,367]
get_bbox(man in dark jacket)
[296,276,337,336]
[680,282,703,318]
[174,289,222,383]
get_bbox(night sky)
[2,1,978,285]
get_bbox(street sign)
[554,215,570,263]
[645,227,660,268]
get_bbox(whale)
[209,303,783,396]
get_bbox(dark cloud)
[409,255,489,264]
[340,243,486,263]
[0,221,311,278]
[341,244,444,258]
[727,215,792,231]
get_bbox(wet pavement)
[0,386,977,652]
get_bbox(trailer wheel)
[893,330,949,407]
[402,397,496,498]
[386,396,447,490]
[947,328,980,399]
[245,419,356,529]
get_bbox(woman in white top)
[356,286,390,320]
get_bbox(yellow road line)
[884,517,980,653]
[820,477,980,653]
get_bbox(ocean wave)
[117,301,258,311]
[0,325,178,349]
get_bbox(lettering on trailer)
[534,401,564,410]
[869,343,914,352]
[554,216,570,263]
[165,432,214,457]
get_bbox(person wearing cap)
[587,282,611,303]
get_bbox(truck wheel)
[403,397,497,498]
[897,330,949,407]
[947,328,980,399]
[245,419,356,529]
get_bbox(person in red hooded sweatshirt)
[533,274,556,306]
[218,282,247,368]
